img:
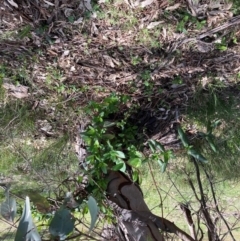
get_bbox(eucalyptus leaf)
[148,140,156,152]
[206,135,217,153]
[206,120,213,135]
[49,208,75,240]
[155,141,165,152]
[177,126,189,148]
[148,139,165,152]
[0,196,16,222]
[187,148,208,163]
[87,196,99,232]
[15,196,41,241]
[158,160,167,173]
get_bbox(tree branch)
[202,165,236,241]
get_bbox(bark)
[106,171,196,241]
[180,203,197,240]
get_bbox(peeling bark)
[180,203,197,240]
[106,171,196,241]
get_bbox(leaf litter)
[1,0,240,146]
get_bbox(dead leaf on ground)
[7,0,18,8]
[165,3,181,11]
[2,83,29,98]
[134,0,154,8]
[147,21,164,29]
[79,0,93,12]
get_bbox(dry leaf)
[3,83,29,99]
[140,0,154,8]
[200,76,208,88]
[162,27,167,39]
[79,0,93,12]
[64,8,74,17]
[7,0,18,8]
[103,55,115,68]
[147,21,163,29]
[134,0,154,8]
[63,50,70,56]
[43,0,55,6]
[165,3,181,11]
[91,22,99,35]
[223,2,233,10]
[73,17,83,25]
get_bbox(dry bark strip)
[106,171,196,241]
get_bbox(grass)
[185,82,240,179]
[141,160,240,240]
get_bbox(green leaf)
[15,196,41,241]
[163,151,171,163]
[18,25,31,39]
[212,120,222,129]
[112,161,126,172]
[128,158,142,168]
[93,139,100,148]
[148,140,156,152]
[103,134,115,140]
[158,160,167,173]
[206,135,217,153]
[49,208,75,240]
[101,164,108,174]
[87,196,99,232]
[133,151,143,158]
[206,120,213,134]
[148,140,165,152]
[112,163,124,171]
[177,126,189,148]
[132,170,139,182]
[187,148,208,163]
[120,162,126,172]
[83,127,95,136]
[114,151,126,159]
[155,142,165,152]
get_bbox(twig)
[0,217,18,229]
[147,161,164,219]
[192,158,220,241]
[201,164,236,241]
[197,15,240,40]
[167,171,188,203]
